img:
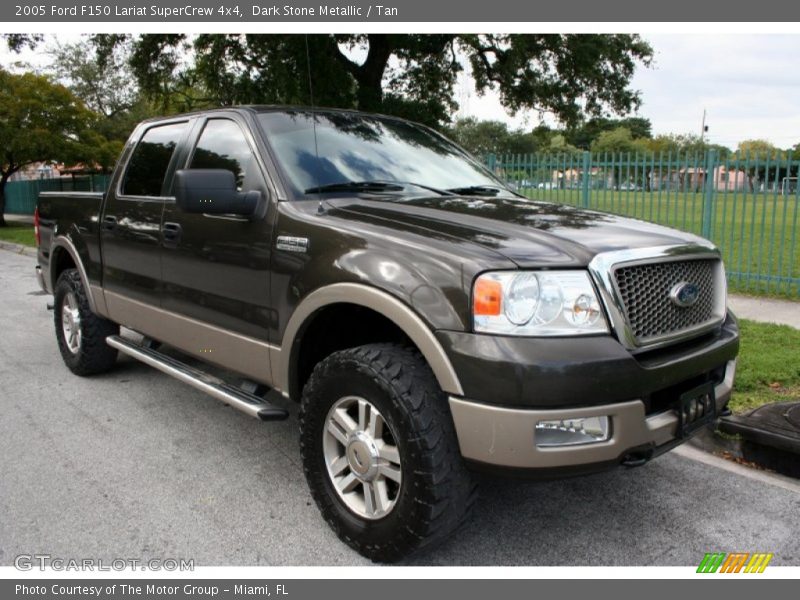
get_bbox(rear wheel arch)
[50,244,76,288]
[49,236,99,314]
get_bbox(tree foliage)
[49,38,150,145]
[590,127,646,154]
[0,69,99,225]
[735,139,784,160]
[641,133,729,156]
[448,118,537,157]
[108,33,652,129]
[565,116,652,149]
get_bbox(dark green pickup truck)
[36,106,739,561]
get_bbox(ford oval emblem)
[670,281,700,308]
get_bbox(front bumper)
[449,358,736,472]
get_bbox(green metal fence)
[485,151,800,298]
[3,175,112,215]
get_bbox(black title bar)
[4,0,800,22]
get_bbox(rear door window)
[122,122,187,197]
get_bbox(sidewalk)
[728,295,800,329]
[4,214,34,225]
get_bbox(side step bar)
[106,335,289,421]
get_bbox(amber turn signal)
[473,276,503,316]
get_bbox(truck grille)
[613,258,717,344]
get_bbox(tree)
[50,39,138,118]
[640,133,729,157]
[566,116,652,149]
[0,69,97,226]
[590,127,643,154]
[3,34,43,53]
[448,117,542,157]
[49,39,152,146]
[735,139,783,160]
[734,140,790,193]
[99,33,652,129]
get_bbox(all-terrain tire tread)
[54,269,119,376]
[299,343,477,563]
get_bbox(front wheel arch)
[278,283,465,401]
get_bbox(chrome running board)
[106,335,289,421]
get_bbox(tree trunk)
[0,174,8,227]
[354,34,394,112]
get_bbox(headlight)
[473,270,608,336]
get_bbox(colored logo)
[697,552,773,573]
[670,281,700,307]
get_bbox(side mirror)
[174,169,263,218]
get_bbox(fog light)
[535,416,610,447]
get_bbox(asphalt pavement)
[1,248,799,566]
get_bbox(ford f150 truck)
[36,107,739,562]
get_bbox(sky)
[3,33,799,150]
[456,34,800,150]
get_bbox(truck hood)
[325,195,709,267]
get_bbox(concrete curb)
[688,423,799,479]
[688,425,744,458]
[0,240,37,258]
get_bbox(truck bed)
[37,190,106,294]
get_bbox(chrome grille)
[613,258,717,344]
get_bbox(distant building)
[9,161,106,182]
[9,161,61,181]
[650,166,748,192]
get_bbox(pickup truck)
[35,106,739,562]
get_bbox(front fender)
[272,282,464,399]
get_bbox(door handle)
[101,216,117,231]
[162,222,183,247]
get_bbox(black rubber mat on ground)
[720,401,800,455]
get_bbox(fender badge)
[276,236,309,253]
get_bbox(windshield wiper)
[304,181,405,194]
[304,180,454,196]
[445,185,507,196]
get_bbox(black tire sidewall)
[53,269,118,375]
[301,352,444,553]
[53,270,85,370]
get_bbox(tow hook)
[621,449,653,468]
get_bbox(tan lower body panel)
[450,360,736,469]
[104,290,277,386]
[89,285,109,317]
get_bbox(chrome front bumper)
[449,359,736,469]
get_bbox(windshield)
[257,110,513,199]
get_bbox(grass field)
[523,188,800,299]
[0,224,35,247]
[731,319,800,413]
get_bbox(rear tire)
[54,269,119,376]
[299,343,477,562]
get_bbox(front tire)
[300,343,476,562]
[54,269,119,376]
